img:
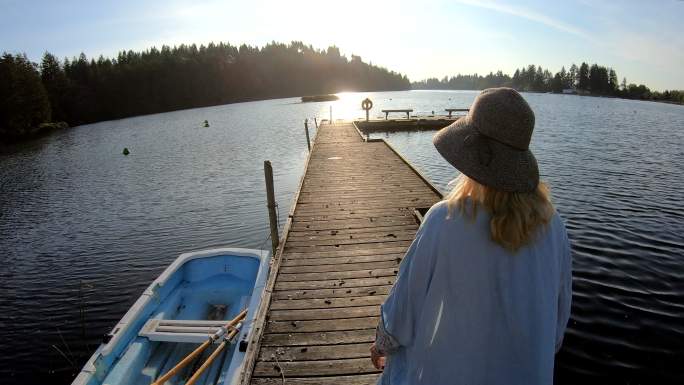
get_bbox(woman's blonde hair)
[446,174,555,252]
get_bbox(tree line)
[0,41,409,142]
[413,62,683,104]
[2,44,682,143]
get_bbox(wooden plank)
[272,286,391,300]
[290,212,424,223]
[270,295,386,310]
[302,173,422,181]
[266,317,378,333]
[290,219,417,232]
[302,176,422,184]
[286,229,417,241]
[293,213,416,224]
[301,181,421,187]
[277,269,397,283]
[287,227,417,241]
[268,306,380,321]
[279,260,399,274]
[293,207,417,215]
[258,343,371,362]
[304,166,416,174]
[296,182,430,194]
[284,234,415,248]
[274,276,395,291]
[261,329,375,346]
[297,189,434,200]
[293,203,419,211]
[292,206,430,215]
[283,247,408,259]
[252,374,380,385]
[284,240,412,253]
[296,196,428,205]
[281,254,403,267]
[288,221,419,234]
[253,358,379,377]
[294,199,429,210]
[303,168,416,175]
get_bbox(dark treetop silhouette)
[2,42,682,143]
[413,62,683,103]
[0,41,409,142]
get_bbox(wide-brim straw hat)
[433,87,539,193]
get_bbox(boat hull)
[72,248,271,385]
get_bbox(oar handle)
[151,309,248,385]
[151,339,211,385]
[185,325,242,385]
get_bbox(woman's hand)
[370,343,386,370]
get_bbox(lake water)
[1,91,683,384]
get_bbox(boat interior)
[92,252,264,385]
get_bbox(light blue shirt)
[377,200,572,385]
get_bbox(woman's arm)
[555,231,573,353]
[370,343,386,370]
[374,315,401,355]
[371,204,441,362]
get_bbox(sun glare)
[320,92,375,121]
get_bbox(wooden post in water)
[304,119,311,151]
[264,161,279,256]
[314,117,318,129]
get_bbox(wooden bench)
[445,108,469,117]
[382,109,413,120]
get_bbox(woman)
[370,88,572,385]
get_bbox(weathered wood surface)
[248,122,441,384]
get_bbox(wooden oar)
[151,308,248,385]
[185,323,242,385]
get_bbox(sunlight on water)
[316,90,477,122]
[313,91,372,121]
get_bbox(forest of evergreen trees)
[0,41,409,142]
[1,41,682,143]
[413,62,684,104]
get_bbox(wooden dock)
[354,117,458,134]
[242,122,442,385]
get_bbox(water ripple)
[1,91,683,384]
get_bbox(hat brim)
[433,117,539,193]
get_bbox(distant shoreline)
[546,91,684,106]
[3,89,681,146]
[412,88,683,106]
[0,44,410,144]
[0,122,69,145]
[301,94,339,102]
[412,62,683,107]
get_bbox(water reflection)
[1,91,683,384]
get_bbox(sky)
[1,0,683,91]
